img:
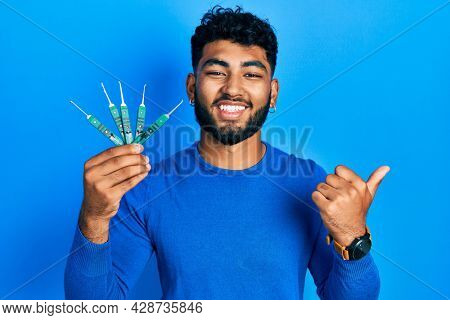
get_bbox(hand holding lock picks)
[69,82,183,243]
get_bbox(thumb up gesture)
[312,165,390,246]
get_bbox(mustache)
[211,96,253,108]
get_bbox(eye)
[206,71,225,76]
[245,73,261,78]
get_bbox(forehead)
[200,39,269,69]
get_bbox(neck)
[198,130,266,170]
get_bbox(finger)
[335,165,365,187]
[96,154,149,176]
[312,190,328,210]
[85,144,144,170]
[366,165,390,197]
[316,182,340,200]
[325,174,349,189]
[111,171,149,196]
[102,164,151,188]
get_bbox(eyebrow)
[241,60,267,72]
[200,58,268,73]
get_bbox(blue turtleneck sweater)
[64,141,380,299]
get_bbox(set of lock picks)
[69,81,183,146]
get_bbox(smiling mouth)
[214,104,250,120]
[212,100,251,120]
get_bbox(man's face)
[188,39,279,145]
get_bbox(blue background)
[1,0,449,299]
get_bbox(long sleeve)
[308,221,380,299]
[64,191,155,299]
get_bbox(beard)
[193,90,271,146]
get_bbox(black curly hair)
[191,5,278,77]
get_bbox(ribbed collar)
[191,140,273,176]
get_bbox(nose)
[221,73,244,97]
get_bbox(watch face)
[351,238,372,260]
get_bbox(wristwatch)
[325,226,372,261]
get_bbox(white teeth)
[219,105,246,112]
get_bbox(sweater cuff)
[68,225,113,277]
[330,245,377,281]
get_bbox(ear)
[186,73,196,102]
[270,78,280,107]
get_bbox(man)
[65,5,389,299]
